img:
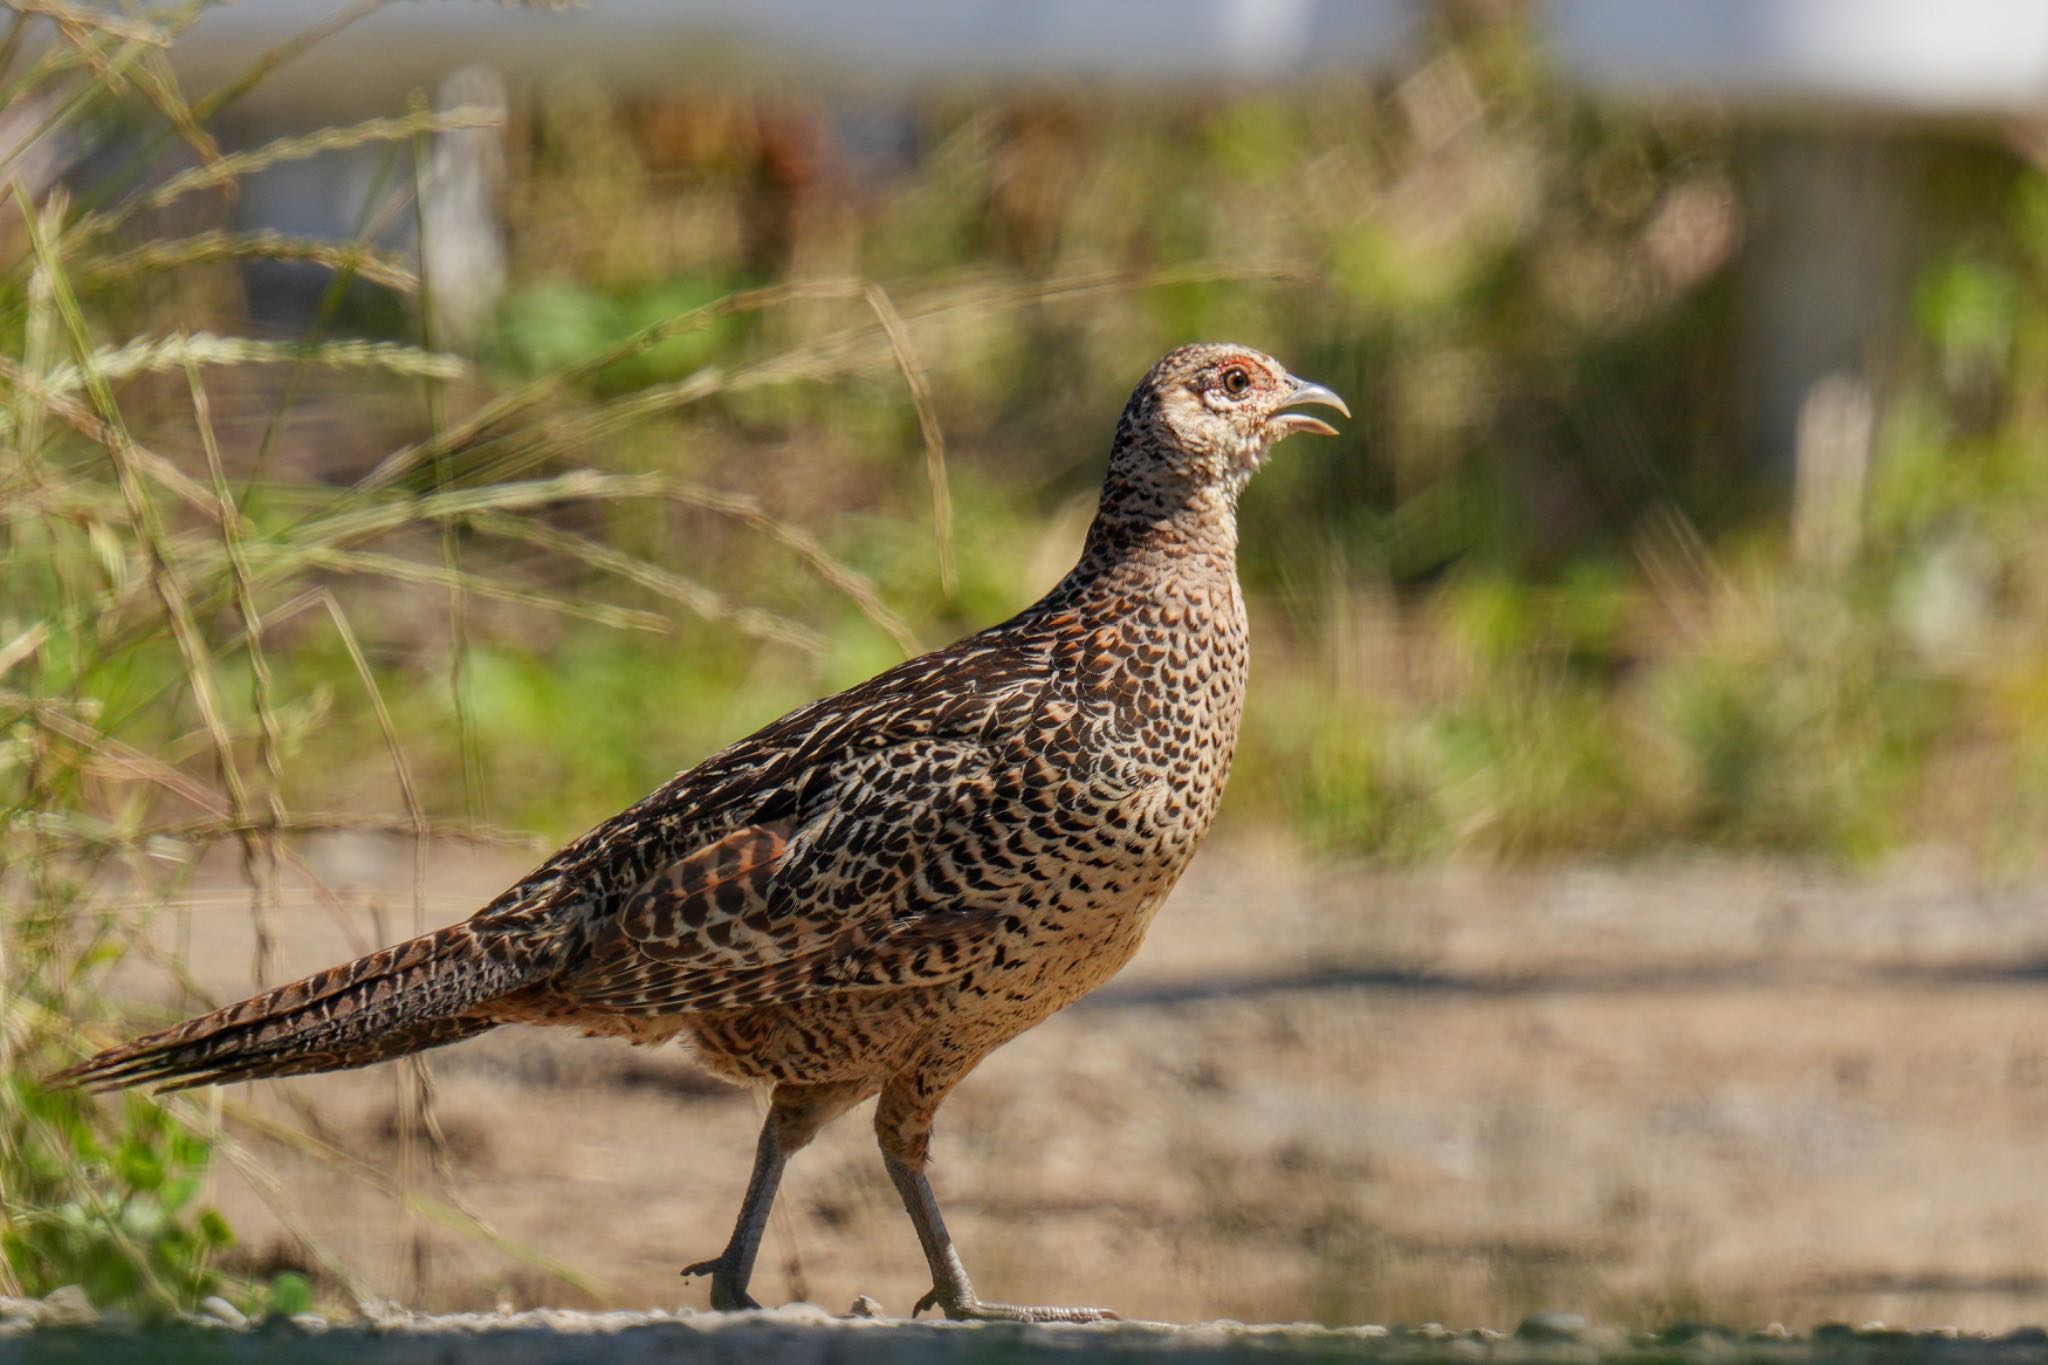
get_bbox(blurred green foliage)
[453,28,2047,868]
[123,3,2026,872]
[0,1080,232,1312]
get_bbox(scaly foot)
[681,1256,762,1311]
[913,1286,1118,1323]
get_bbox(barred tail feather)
[52,925,516,1093]
[146,1015,503,1093]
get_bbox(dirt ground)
[94,834,2048,1332]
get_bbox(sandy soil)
[89,834,2048,1332]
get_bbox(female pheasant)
[57,343,1347,1322]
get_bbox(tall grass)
[482,29,2048,870]
[1,9,567,1312]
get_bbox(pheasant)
[56,343,1347,1322]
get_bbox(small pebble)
[200,1295,249,1329]
[848,1295,884,1319]
[1518,1311,1588,1341]
[763,1301,836,1324]
[291,1313,331,1334]
[38,1286,96,1328]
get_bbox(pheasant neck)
[1063,474,1242,612]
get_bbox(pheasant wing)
[558,737,1031,1014]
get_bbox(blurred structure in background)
[1558,0,2048,504]
[126,0,2048,506]
[160,0,1420,333]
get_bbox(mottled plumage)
[56,343,1347,1321]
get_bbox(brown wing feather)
[563,907,1005,1015]
[558,739,1018,1015]
[618,822,798,963]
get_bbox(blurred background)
[7,0,2048,1334]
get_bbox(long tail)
[52,923,522,1093]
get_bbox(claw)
[681,1256,762,1311]
[914,1284,1116,1323]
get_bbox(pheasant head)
[1100,343,1348,531]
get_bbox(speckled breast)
[987,570,1252,1011]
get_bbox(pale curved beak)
[1271,375,1350,438]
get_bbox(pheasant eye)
[1221,367,1251,397]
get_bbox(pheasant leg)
[882,1150,1117,1323]
[685,1081,868,1311]
[681,1114,783,1309]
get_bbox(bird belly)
[684,990,944,1085]
[680,806,1200,1088]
